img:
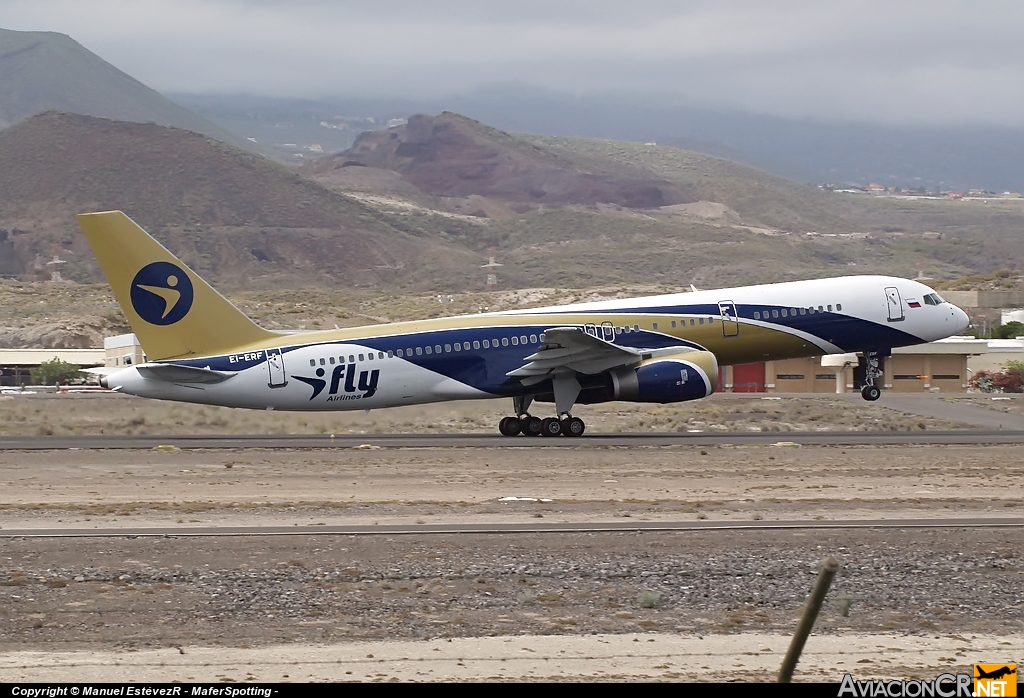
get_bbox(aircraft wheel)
[523,416,544,437]
[861,385,881,401]
[562,417,585,437]
[499,416,521,436]
[540,417,562,437]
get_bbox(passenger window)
[615,327,622,334]
[690,319,695,326]
[634,324,640,331]
[529,335,536,344]
[827,305,833,311]
[800,308,806,315]
[378,352,384,359]
[406,348,412,357]
[539,333,546,342]
[652,322,659,330]
[519,336,527,344]
[396,349,403,357]
[309,359,315,367]
[435,345,441,353]
[367,353,373,360]
[818,306,824,312]
[454,342,461,351]
[425,346,432,355]
[349,355,355,363]
[511,336,519,346]
[473,341,481,349]
[671,320,677,328]
[387,350,394,358]
[319,358,325,365]
[708,318,714,324]
[445,343,451,352]
[358,354,364,361]
[699,318,704,325]
[772,310,779,318]
[502,338,509,347]
[415,347,422,356]
[836,304,842,311]
[329,356,335,364]
[754,312,760,320]
[781,309,787,317]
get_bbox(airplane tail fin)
[76,211,277,361]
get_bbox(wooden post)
[778,556,840,683]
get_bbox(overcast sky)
[3,0,1024,126]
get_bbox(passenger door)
[266,348,287,388]
[718,301,739,337]
[885,287,905,322]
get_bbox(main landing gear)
[498,415,586,437]
[860,351,883,401]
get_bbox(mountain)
[0,28,240,146]
[306,112,694,209]
[1,110,1020,301]
[185,88,1024,193]
[303,112,1024,287]
[0,111,477,289]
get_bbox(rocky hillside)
[0,112,478,289]
[306,112,696,209]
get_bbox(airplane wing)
[136,364,235,384]
[507,326,693,386]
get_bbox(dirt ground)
[0,438,1022,682]
[0,528,1021,682]
[0,444,1021,529]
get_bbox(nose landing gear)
[860,351,884,401]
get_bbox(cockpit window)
[923,293,945,306]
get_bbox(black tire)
[540,417,562,437]
[862,385,881,401]
[523,416,543,437]
[562,417,585,437]
[499,416,521,436]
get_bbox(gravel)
[1,527,1021,650]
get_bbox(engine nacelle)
[609,351,719,403]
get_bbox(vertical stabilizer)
[77,211,277,360]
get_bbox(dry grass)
[0,393,965,437]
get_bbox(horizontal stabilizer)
[137,364,235,384]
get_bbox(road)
[0,517,1020,538]
[1,429,1023,450]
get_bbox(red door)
[732,363,766,393]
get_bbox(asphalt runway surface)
[1,429,1023,450]
[0,517,1020,538]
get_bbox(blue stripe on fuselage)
[536,303,922,352]
[165,304,919,396]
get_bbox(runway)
[2,517,1020,538]
[1,429,1023,450]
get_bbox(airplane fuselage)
[104,275,969,411]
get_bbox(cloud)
[3,0,1024,125]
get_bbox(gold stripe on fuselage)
[183,311,825,367]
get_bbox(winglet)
[77,211,278,360]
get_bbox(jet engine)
[567,350,719,405]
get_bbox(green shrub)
[30,358,82,386]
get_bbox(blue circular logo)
[130,262,194,325]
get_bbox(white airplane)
[78,211,970,437]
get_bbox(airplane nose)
[953,306,970,334]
